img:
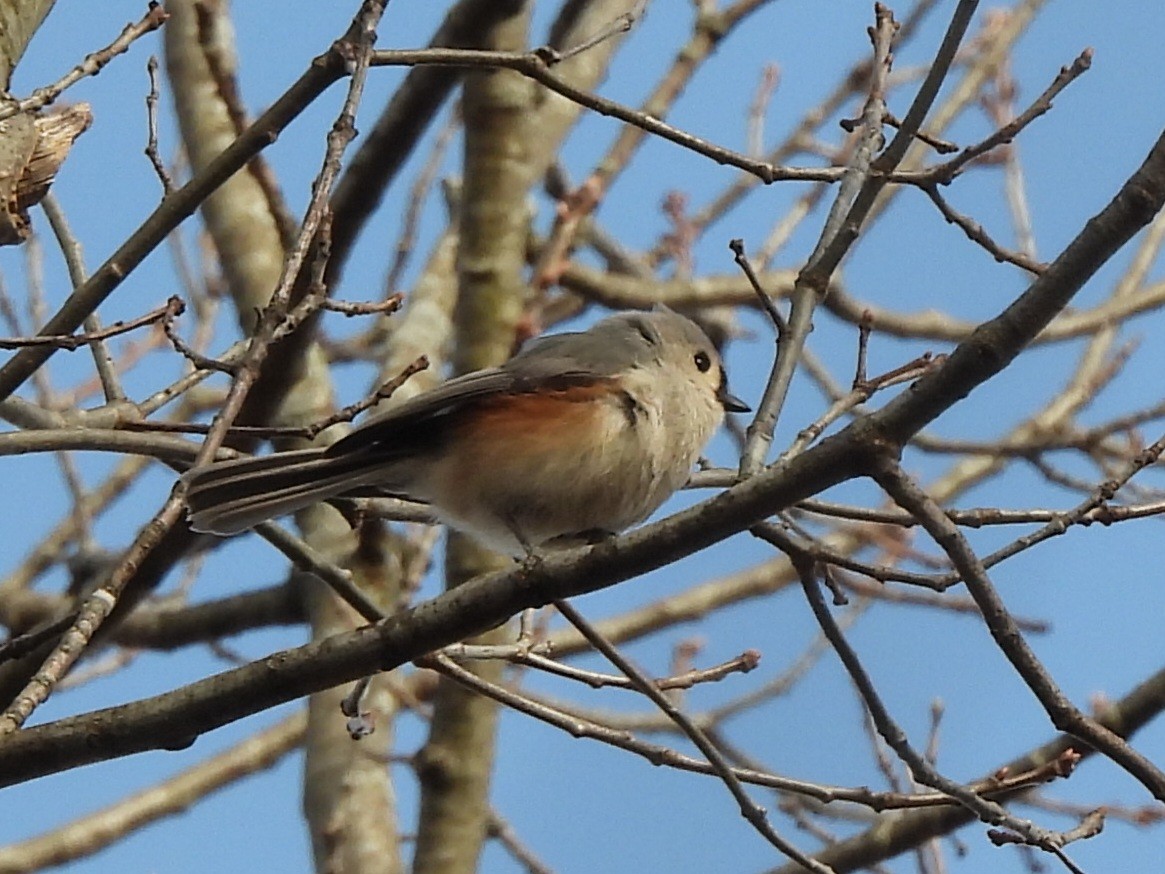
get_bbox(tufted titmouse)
[183,307,748,555]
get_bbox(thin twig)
[446,639,760,692]
[729,238,787,333]
[537,0,647,65]
[747,63,780,158]
[872,456,1165,803]
[368,48,848,185]
[784,540,1077,858]
[254,522,384,624]
[487,809,556,874]
[0,3,169,121]
[552,599,831,872]
[40,193,127,403]
[0,296,184,351]
[738,3,905,475]
[854,312,871,387]
[144,55,174,193]
[163,302,234,373]
[922,182,1046,273]
[878,109,958,153]
[301,355,428,439]
[318,293,405,318]
[915,48,1094,185]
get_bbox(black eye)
[694,350,712,372]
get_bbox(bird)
[182,307,748,556]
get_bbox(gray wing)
[329,317,653,457]
[327,344,600,457]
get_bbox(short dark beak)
[718,384,750,413]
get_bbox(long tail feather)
[182,449,402,535]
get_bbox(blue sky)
[1,2,1163,872]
